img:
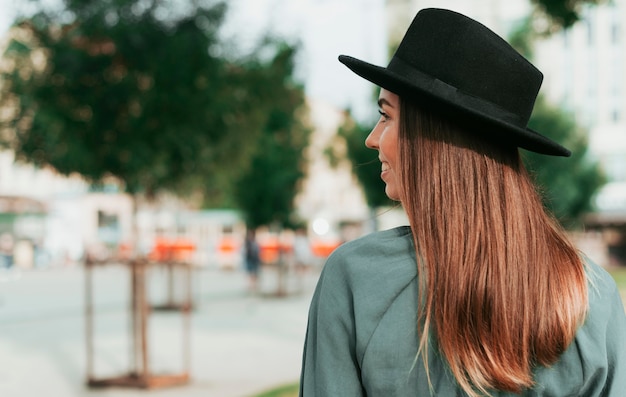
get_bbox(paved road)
[0,263,320,397]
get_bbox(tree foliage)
[331,113,393,209]
[524,97,606,228]
[532,0,605,31]
[230,44,311,229]
[0,0,298,206]
[507,11,606,228]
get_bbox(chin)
[385,187,401,202]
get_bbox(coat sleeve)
[299,253,365,396]
[598,278,626,396]
[578,267,626,397]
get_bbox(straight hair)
[398,99,588,396]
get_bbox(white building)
[533,0,626,215]
[295,99,370,241]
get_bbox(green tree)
[524,97,606,228]
[508,16,606,228]
[0,0,273,201]
[231,44,311,229]
[532,0,605,31]
[334,113,392,209]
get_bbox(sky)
[223,0,387,120]
[0,1,15,33]
[0,0,388,121]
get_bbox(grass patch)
[609,267,626,289]
[251,382,299,397]
[608,267,626,305]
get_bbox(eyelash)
[378,109,389,121]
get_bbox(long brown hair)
[398,99,588,396]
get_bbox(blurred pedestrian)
[243,228,261,293]
[299,8,626,396]
[0,233,14,268]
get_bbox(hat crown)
[391,8,542,126]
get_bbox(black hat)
[339,8,570,157]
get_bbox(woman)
[299,8,626,396]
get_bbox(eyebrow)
[378,98,394,108]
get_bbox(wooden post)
[183,263,192,374]
[85,259,94,382]
[86,259,191,389]
[136,259,150,381]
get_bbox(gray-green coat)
[299,226,626,396]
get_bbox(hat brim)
[339,55,571,157]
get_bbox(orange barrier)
[149,238,196,262]
[259,237,281,264]
[218,236,238,254]
[311,240,342,258]
[118,242,133,260]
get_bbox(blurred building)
[536,0,626,265]
[295,99,371,243]
[533,0,626,265]
[386,0,531,46]
[0,150,134,267]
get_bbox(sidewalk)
[0,264,320,397]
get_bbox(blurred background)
[0,0,624,396]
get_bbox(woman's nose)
[365,127,378,149]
